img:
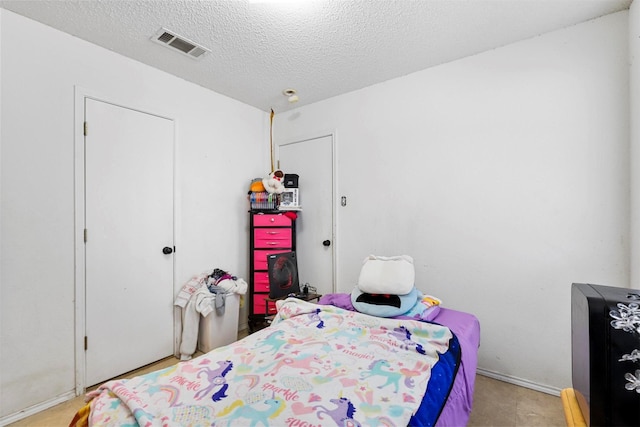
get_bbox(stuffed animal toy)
[349,254,441,319]
[262,169,285,194]
[357,255,415,295]
[248,178,265,193]
[351,286,420,318]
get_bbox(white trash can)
[197,293,240,353]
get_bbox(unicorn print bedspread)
[86,298,456,427]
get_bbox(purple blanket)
[318,293,480,427]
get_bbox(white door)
[84,98,174,386]
[277,135,334,295]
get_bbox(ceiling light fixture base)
[282,88,299,103]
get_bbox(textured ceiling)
[0,0,633,112]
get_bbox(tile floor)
[8,337,567,427]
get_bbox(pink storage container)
[253,213,291,227]
[253,272,270,293]
[253,228,292,248]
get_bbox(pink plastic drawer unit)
[253,214,291,227]
[253,272,270,293]
[253,249,290,271]
[249,211,295,331]
[253,294,277,316]
[253,228,292,248]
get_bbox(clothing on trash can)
[178,286,214,360]
[175,268,247,360]
[208,284,228,315]
[205,268,248,315]
[206,268,248,294]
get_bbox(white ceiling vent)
[151,28,210,60]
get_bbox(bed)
[71,295,480,427]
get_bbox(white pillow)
[357,255,415,295]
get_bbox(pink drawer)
[253,249,290,271]
[253,294,277,315]
[253,271,270,293]
[254,228,292,248]
[253,214,291,227]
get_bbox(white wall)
[274,12,630,392]
[0,9,267,419]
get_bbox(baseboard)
[476,368,562,397]
[0,390,76,426]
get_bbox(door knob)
[162,246,173,254]
[322,240,331,247]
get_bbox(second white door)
[277,135,334,295]
[84,98,175,386]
